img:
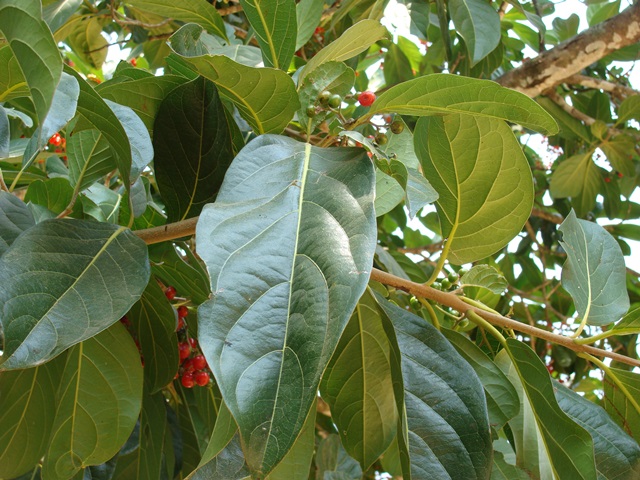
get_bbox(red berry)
[177,305,189,318]
[189,337,198,349]
[130,58,137,67]
[182,358,195,373]
[176,317,185,331]
[604,177,612,183]
[165,286,177,300]
[358,91,376,107]
[194,371,210,386]
[314,26,324,35]
[179,342,190,360]
[49,133,62,146]
[192,355,207,370]
[617,172,623,178]
[181,372,195,388]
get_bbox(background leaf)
[0,219,150,370]
[196,135,376,476]
[558,210,630,326]
[0,191,35,255]
[295,0,322,50]
[449,0,501,64]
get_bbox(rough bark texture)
[498,2,640,97]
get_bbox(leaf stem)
[0,168,9,192]
[419,298,440,330]
[466,310,508,348]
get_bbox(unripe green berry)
[409,296,420,308]
[328,94,342,108]
[375,133,388,145]
[390,120,404,134]
[441,278,452,289]
[306,106,317,117]
[432,281,442,290]
[447,272,459,283]
[318,90,331,105]
[458,318,470,328]
[458,267,469,277]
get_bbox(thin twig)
[218,4,243,16]
[565,74,639,99]
[546,90,621,138]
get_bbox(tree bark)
[497,2,640,97]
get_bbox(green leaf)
[384,42,414,85]
[537,97,593,142]
[374,169,405,216]
[558,210,630,326]
[550,153,596,199]
[0,219,150,370]
[442,329,519,431]
[0,191,34,256]
[65,16,108,69]
[98,75,186,134]
[460,265,508,294]
[616,95,640,125]
[315,434,363,480]
[24,177,78,216]
[65,66,135,188]
[610,224,640,241]
[127,0,227,41]
[295,0,323,50]
[415,115,534,264]
[128,279,180,393]
[0,105,9,158]
[82,183,122,223]
[0,0,63,124]
[176,54,299,134]
[449,0,500,64]
[239,0,296,69]
[42,322,143,479]
[67,129,115,193]
[154,77,235,222]
[195,135,376,476]
[0,353,66,479]
[136,390,169,480]
[0,46,29,103]
[299,20,388,83]
[603,368,640,440]
[608,304,640,336]
[371,74,559,135]
[320,289,397,470]
[375,295,493,479]
[505,339,597,480]
[555,382,640,479]
[43,0,83,33]
[600,135,636,177]
[490,450,530,480]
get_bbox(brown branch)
[565,74,639,99]
[218,4,243,15]
[134,217,198,244]
[370,268,640,368]
[531,207,563,225]
[497,2,640,97]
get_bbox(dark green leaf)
[0,191,34,255]
[490,450,530,480]
[196,135,376,476]
[384,43,414,85]
[0,219,150,370]
[449,0,501,64]
[315,434,363,480]
[43,0,83,33]
[0,105,8,158]
[0,45,30,103]
[24,177,78,216]
[67,129,115,193]
[154,77,234,222]
[603,368,640,440]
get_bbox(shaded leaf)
[603,368,640,440]
[0,105,8,158]
[550,153,597,199]
[24,177,78,216]
[315,434,363,480]
[460,265,508,294]
[0,219,150,370]
[490,450,530,480]
[608,304,640,336]
[0,45,29,103]
[195,135,376,476]
[0,191,35,255]
[43,0,83,33]
[67,129,115,193]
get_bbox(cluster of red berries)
[119,315,145,366]
[165,285,213,389]
[48,132,68,161]
[604,172,624,183]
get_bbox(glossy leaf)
[320,289,397,470]
[460,265,508,294]
[449,0,501,64]
[127,0,227,40]
[299,20,388,83]
[558,210,630,326]
[0,191,35,255]
[196,135,376,476]
[442,329,518,431]
[603,368,640,440]
[0,353,66,478]
[0,0,62,124]
[42,323,143,479]
[154,77,234,222]
[127,279,180,393]
[505,339,597,479]
[415,115,534,264]
[376,294,493,479]
[555,382,640,479]
[371,74,559,135]
[176,54,299,134]
[0,219,150,370]
[67,129,116,193]
[239,0,296,69]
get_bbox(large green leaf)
[558,210,630,326]
[43,0,83,33]
[175,54,299,134]
[0,353,66,478]
[555,382,640,479]
[239,0,296,69]
[0,191,35,256]
[195,135,376,476]
[299,20,388,83]
[0,0,62,124]
[442,329,518,431]
[374,295,492,479]
[320,289,397,470]
[0,219,150,370]
[414,114,534,264]
[603,368,640,440]
[24,177,79,216]
[550,153,598,199]
[98,75,186,134]
[505,339,597,479]
[65,16,108,69]
[126,0,227,40]
[0,45,30,102]
[449,0,501,64]
[607,304,640,336]
[371,75,558,135]
[127,279,180,393]
[295,0,323,50]
[154,77,234,222]
[42,322,143,479]
[67,129,115,193]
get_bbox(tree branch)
[497,2,640,97]
[565,74,639,99]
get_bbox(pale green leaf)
[315,435,363,480]
[550,153,596,199]
[449,0,501,64]
[558,210,630,326]
[372,74,559,135]
[415,114,534,264]
[600,135,636,177]
[460,265,508,294]
[295,0,323,50]
[608,304,640,336]
[616,95,640,125]
[65,16,108,69]
[195,135,376,476]
[374,168,405,216]
[0,219,150,370]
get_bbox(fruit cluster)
[165,285,213,389]
[431,269,466,291]
[48,132,67,161]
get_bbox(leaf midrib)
[249,0,279,68]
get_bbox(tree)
[0,0,639,478]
